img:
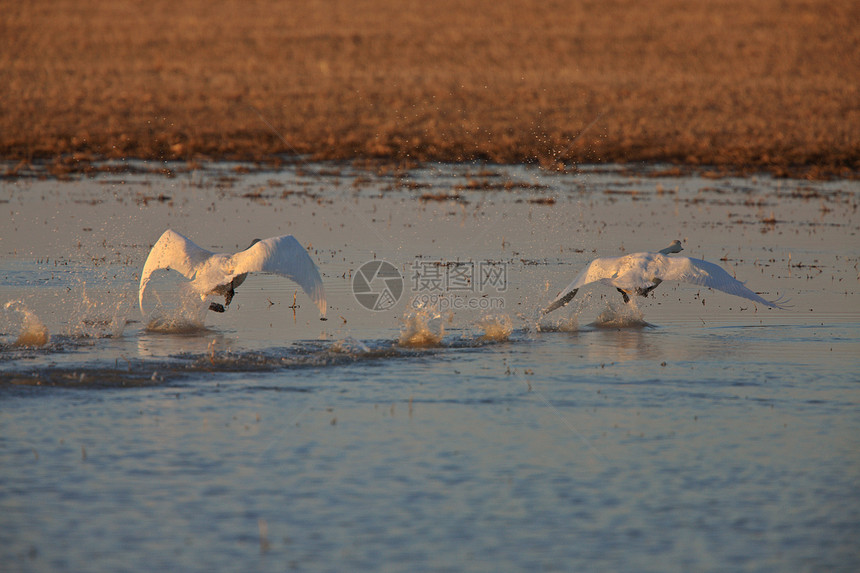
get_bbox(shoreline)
[2,0,858,180]
[2,155,857,183]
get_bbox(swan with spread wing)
[139,230,326,318]
[543,240,785,315]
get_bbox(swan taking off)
[139,230,326,318]
[543,240,784,315]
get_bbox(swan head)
[658,240,683,255]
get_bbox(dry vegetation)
[1,0,858,176]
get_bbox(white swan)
[543,240,784,314]
[139,230,326,317]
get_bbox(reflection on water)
[1,162,858,572]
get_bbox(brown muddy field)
[2,0,858,177]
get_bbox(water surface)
[1,162,858,571]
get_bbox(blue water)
[1,162,859,571]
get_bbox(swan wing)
[543,256,625,314]
[661,257,784,308]
[228,235,327,317]
[139,230,213,313]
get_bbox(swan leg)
[208,282,236,313]
[223,286,235,307]
[616,288,631,303]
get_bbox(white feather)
[544,241,784,314]
[139,230,326,317]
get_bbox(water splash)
[537,314,579,333]
[475,313,513,342]
[330,337,372,355]
[3,301,50,347]
[589,300,651,329]
[145,315,209,334]
[398,304,445,348]
[144,286,210,334]
[66,285,131,339]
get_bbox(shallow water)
[1,162,859,572]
